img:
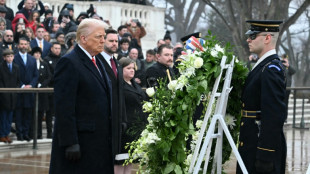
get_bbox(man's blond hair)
[76,19,109,44]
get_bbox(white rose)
[211,49,218,57]
[175,75,188,90]
[195,120,203,129]
[215,44,224,53]
[168,80,178,91]
[184,67,195,77]
[193,57,203,69]
[142,102,153,112]
[146,87,155,97]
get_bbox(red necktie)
[110,58,117,78]
[92,57,98,68]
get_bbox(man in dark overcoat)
[146,44,174,87]
[96,29,127,170]
[237,20,287,174]
[13,37,38,141]
[49,19,114,174]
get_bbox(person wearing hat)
[58,3,74,23]
[75,12,88,25]
[58,9,77,35]
[0,0,14,21]
[29,47,51,139]
[0,6,12,30]
[163,30,172,45]
[55,31,67,56]
[237,20,287,174]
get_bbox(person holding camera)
[57,10,77,35]
[28,10,44,33]
[126,19,146,48]
[281,54,296,116]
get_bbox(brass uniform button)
[240,142,243,146]
[241,122,244,126]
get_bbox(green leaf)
[174,165,182,174]
[214,66,221,78]
[182,103,188,110]
[177,106,182,115]
[164,163,175,173]
[170,120,176,126]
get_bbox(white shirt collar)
[100,51,113,67]
[19,52,27,57]
[36,38,43,44]
[252,49,276,70]
[78,44,93,60]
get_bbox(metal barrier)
[287,87,310,129]
[0,88,54,149]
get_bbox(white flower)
[185,154,193,166]
[146,87,155,97]
[215,44,224,53]
[142,102,153,112]
[193,57,204,69]
[195,120,203,129]
[184,67,195,77]
[175,75,188,90]
[168,80,178,91]
[211,49,218,57]
[145,132,161,144]
[225,114,236,129]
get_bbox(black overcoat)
[121,79,147,152]
[37,60,51,110]
[0,62,20,110]
[49,45,114,174]
[237,54,287,174]
[97,53,127,160]
[145,62,175,87]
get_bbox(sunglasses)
[248,33,274,40]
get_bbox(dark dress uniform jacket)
[97,53,127,162]
[237,54,287,174]
[146,62,175,87]
[0,62,20,110]
[49,45,114,174]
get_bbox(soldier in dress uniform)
[237,20,287,174]
[146,44,175,87]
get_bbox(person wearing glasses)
[237,20,287,174]
[0,30,18,60]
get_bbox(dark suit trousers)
[15,108,32,137]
